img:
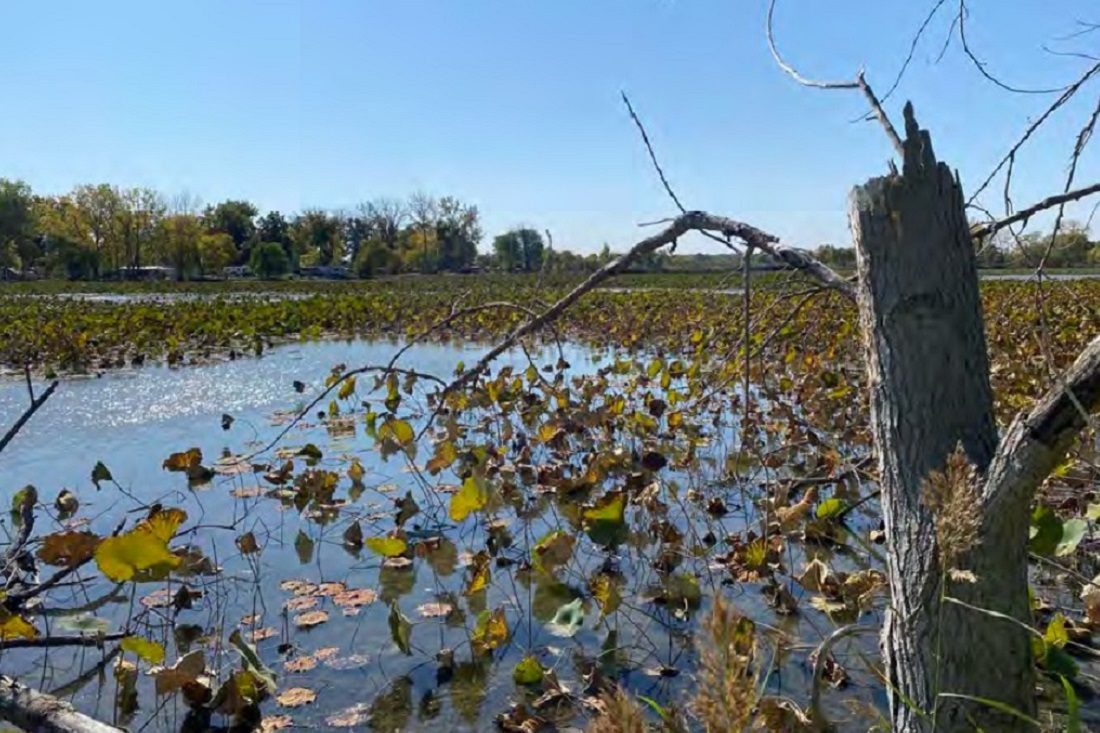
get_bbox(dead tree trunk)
[850,104,1035,732]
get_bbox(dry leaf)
[416,602,453,618]
[293,610,329,629]
[332,588,377,608]
[260,714,293,732]
[285,596,318,612]
[284,655,317,673]
[276,687,317,707]
[249,627,278,642]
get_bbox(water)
[0,338,887,731]
[0,339,623,731]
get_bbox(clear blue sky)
[1,1,1097,253]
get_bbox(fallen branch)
[440,210,854,400]
[0,676,123,733]
[984,334,1100,514]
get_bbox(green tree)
[353,240,401,278]
[493,228,545,271]
[33,195,93,278]
[116,187,165,271]
[198,232,236,276]
[0,241,20,271]
[0,179,37,272]
[359,197,406,251]
[250,241,290,279]
[158,213,203,279]
[434,197,481,271]
[72,184,123,276]
[204,200,258,263]
[257,210,290,245]
[291,210,343,266]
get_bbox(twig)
[1037,97,1100,272]
[0,381,58,456]
[766,0,904,156]
[0,632,126,651]
[48,646,123,698]
[245,366,445,460]
[968,61,1100,204]
[621,92,686,214]
[956,0,1067,95]
[809,624,876,731]
[970,181,1100,239]
[23,366,34,403]
[4,520,126,610]
[878,0,950,104]
[439,210,854,402]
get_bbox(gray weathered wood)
[0,676,123,733]
[849,102,1034,732]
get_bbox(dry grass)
[586,686,650,733]
[921,443,982,572]
[693,594,757,732]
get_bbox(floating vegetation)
[3,275,1099,731]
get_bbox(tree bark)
[849,103,1035,732]
[0,676,123,733]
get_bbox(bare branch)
[970,181,1100,240]
[0,632,126,651]
[955,0,1068,94]
[766,0,858,90]
[0,381,58,456]
[244,365,445,460]
[968,61,1100,204]
[1037,96,1100,272]
[879,0,951,104]
[984,334,1100,513]
[855,73,906,157]
[621,92,686,214]
[440,210,854,400]
[766,0,904,156]
[1056,19,1100,42]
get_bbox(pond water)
[0,338,888,731]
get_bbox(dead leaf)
[37,531,99,567]
[280,580,319,596]
[276,687,317,707]
[284,655,317,673]
[416,602,453,618]
[260,714,293,733]
[285,596,318,612]
[316,582,346,597]
[332,588,378,608]
[293,610,329,629]
[249,627,278,642]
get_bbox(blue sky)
[0,1,1097,253]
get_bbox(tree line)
[0,180,629,280]
[5,178,1086,281]
[811,220,1100,271]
